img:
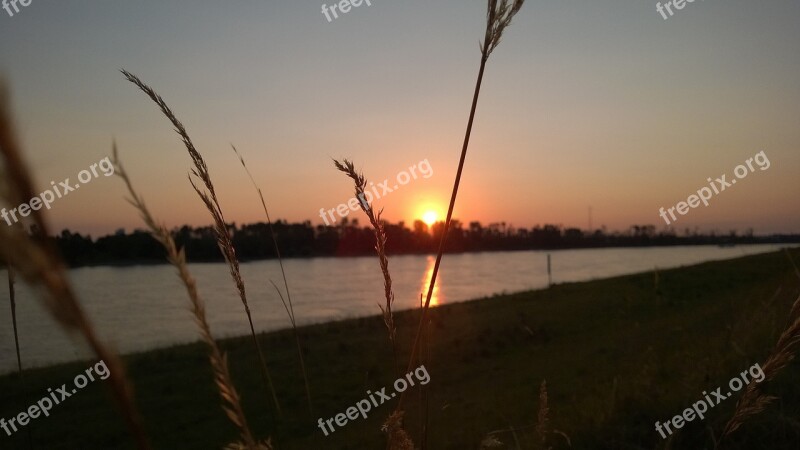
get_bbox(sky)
[0,0,798,237]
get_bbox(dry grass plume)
[120,69,282,417]
[113,144,267,449]
[382,410,416,450]
[333,158,399,370]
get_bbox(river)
[0,244,793,374]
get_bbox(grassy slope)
[2,248,800,449]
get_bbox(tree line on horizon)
[45,218,800,267]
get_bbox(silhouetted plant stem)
[121,70,282,418]
[233,145,313,414]
[112,145,267,449]
[333,159,401,377]
[399,0,525,413]
[7,265,34,450]
[8,266,22,374]
[400,57,487,412]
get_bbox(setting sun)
[422,210,438,226]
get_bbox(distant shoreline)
[52,238,800,269]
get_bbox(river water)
[0,244,793,374]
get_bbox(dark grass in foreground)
[2,249,800,449]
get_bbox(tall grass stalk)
[383,1,525,445]
[0,85,151,450]
[480,380,567,449]
[112,144,268,450]
[6,263,33,450]
[121,70,282,417]
[333,159,400,375]
[232,145,313,414]
[534,380,549,448]
[400,0,525,403]
[411,292,432,449]
[8,265,22,374]
[333,2,524,445]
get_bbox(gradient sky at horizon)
[0,0,798,237]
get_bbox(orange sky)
[0,0,798,236]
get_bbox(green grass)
[2,248,800,449]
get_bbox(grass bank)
[2,248,800,449]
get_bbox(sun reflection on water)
[419,255,441,306]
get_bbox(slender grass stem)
[7,265,34,450]
[8,266,22,374]
[400,55,488,410]
[121,70,282,418]
[399,0,524,413]
[234,146,313,414]
[112,145,264,449]
[269,280,313,414]
[333,159,401,377]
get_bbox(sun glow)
[421,210,438,227]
